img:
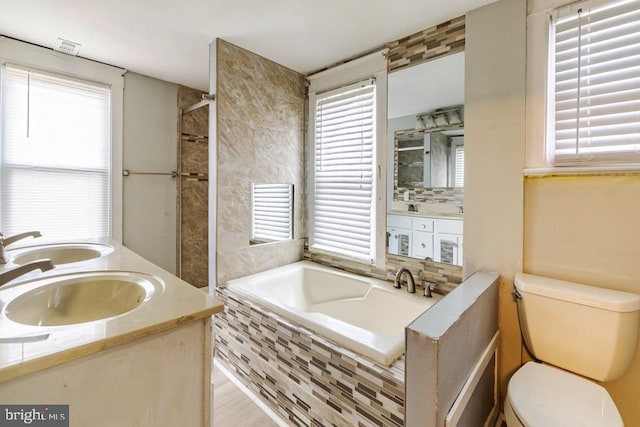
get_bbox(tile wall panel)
[303,240,462,294]
[387,16,465,73]
[178,85,209,287]
[215,288,406,426]
[216,39,305,285]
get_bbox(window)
[250,183,293,243]
[454,144,465,187]
[309,79,377,263]
[549,0,640,166]
[1,64,111,239]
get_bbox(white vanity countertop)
[0,238,224,384]
[387,210,464,220]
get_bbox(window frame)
[250,183,294,244]
[546,0,640,168]
[306,50,387,267]
[0,37,124,240]
[451,139,465,188]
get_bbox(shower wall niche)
[178,85,209,288]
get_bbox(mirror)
[250,183,294,245]
[395,127,464,189]
[386,52,465,265]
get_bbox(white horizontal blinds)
[454,145,465,187]
[251,183,293,242]
[552,0,640,165]
[312,79,376,262]
[1,64,111,239]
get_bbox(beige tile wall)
[178,85,209,288]
[215,39,305,285]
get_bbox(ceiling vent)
[53,38,81,56]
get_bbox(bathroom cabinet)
[0,240,223,426]
[387,214,462,265]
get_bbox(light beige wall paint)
[522,0,640,423]
[469,0,640,422]
[215,40,305,285]
[123,72,178,274]
[524,174,640,425]
[464,0,527,402]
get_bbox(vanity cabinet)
[387,215,413,257]
[434,219,464,266]
[411,218,434,260]
[387,214,461,264]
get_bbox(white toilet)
[505,273,640,427]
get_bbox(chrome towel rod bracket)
[123,169,177,178]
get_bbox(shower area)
[177,86,210,288]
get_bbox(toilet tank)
[514,273,640,382]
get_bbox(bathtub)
[224,260,441,366]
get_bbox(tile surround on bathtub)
[215,288,405,426]
[303,239,462,294]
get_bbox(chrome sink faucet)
[0,259,54,288]
[394,268,416,294]
[0,231,42,264]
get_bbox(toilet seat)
[505,362,623,427]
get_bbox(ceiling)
[0,0,495,91]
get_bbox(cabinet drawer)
[412,218,434,232]
[388,215,412,229]
[412,231,434,260]
[436,219,463,234]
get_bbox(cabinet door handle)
[421,243,425,248]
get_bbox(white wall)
[123,72,178,273]
[463,0,527,399]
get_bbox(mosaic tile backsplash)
[387,15,465,73]
[303,240,462,294]
[215,288,406,426]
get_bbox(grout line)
[213,358,289,427]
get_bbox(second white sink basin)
[10,243,114,266]
[1,271,162,326]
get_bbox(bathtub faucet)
[394,268,416,294]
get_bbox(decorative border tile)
[393,186,464,205]
[215,289,405,426]
[387,15,465,73]
[303,240,462,294]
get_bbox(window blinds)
[454,145,465,187]
[1,64,111,239]
[551,0,640,165]
[251,183,293,242]
[311,80,376,263]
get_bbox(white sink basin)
[1,271,162,326]
[10,243,114,266]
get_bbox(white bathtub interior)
[224,260,441,366]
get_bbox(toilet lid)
[507,362,623,427]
